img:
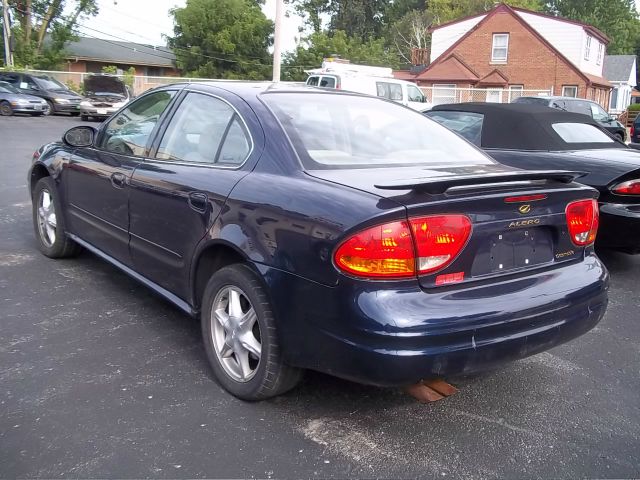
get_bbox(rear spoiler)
[374,170,586,194]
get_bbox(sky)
[76,0,303,52]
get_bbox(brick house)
[63,37,179,77]
[413,3,612,107]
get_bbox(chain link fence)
[421,86,552,106]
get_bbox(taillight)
[611,179,640,195]
[334,215,472,279]
[631,125,635,137]
[566,199,599,246]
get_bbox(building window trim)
[596,43,604,65]
[491,33,509,63]
[562,85,579,97]
[508,85,524,102]
[584,36,592,61]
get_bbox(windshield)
[0,82,19,94]
[34,75,68,91]
[262,92,493,170]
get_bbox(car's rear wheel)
[0,101,13,116]
[32,177,81,258]
[201,264,302,401]
[615,133,624,142]
[81,115,89,121]
[42,101,54,116]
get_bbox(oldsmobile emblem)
[518,204,531,214]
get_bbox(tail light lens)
[334,215,472,279]
[566,199,599,246]
[611,179,640,195]
[631,125,635,137]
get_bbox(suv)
[0,72,82,116]
[513,96,626,141]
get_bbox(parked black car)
[427,102,640,253]
[513,96,626,141]
[29,84,608,400]
[0,71,82,116]
[630,111,640,143]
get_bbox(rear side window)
[262,92,493,169]
[565,100,591,116]
[156,92,251,166]
[552,123,614,143]
[426,111,484,146]
[376,82,402,101]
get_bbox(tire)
[201,264,302,401]
[32,177,81,258]
[42,100,54,116]
[70,112,80,117]
[31,112,44,117]
[615,133,624,142]
[0,101,13,116]
[80,115,89,121]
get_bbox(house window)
[562,85,578,97]
[508,85,524,102]
[486,88,503,103]
[584,36,592,61]
[597,43,604,65]
[432,84,457,105]
[492,34,509,62]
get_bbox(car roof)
[518,95,600,104]
[429,102,623,151]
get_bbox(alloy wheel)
[210,286,262,382]
[37,189,57,247]
[0,102,12,116]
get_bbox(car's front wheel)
[32,177,81,258]
[201,264,302,401]
[615,132,624,142]
[0,101,13,116]
[42,101,54,116]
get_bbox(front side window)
[99,90,176,156]
[492,34,509,62]
[552,122,613,143]
[426,111,484,146]
[562,85,578,98]
[319,76,336,88]
[407,85,425,103]
[590,103,610,122]
[262,93,493,170]
[156,92,250,166]
[306,76,319,86]
[584,36,592,60]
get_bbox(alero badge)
[518,204,531,214]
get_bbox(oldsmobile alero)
[28,82,608,400]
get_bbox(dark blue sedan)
[28,83,608,400]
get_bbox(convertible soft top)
[430,102,626,151]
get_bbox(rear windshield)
[552,123,614,143]
[262,92,493,170]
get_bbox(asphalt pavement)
[1,114,639,479]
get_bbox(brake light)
[565,199,599,246]
[611,179,640,195]
[334,215,472,279]
[631,125,635,137]
[504,194,547,203]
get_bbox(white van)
[305,61,431,112]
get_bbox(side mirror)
[63,126,97,148]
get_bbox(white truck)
[305,60,432,112]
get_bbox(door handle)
[188,192,208,212]
[110,172,127,189]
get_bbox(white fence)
[420,86,552,105]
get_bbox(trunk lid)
[308,165,597,288]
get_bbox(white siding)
[430,15,486,62]
[628,58,637,86]
[578,31,605,76]
[516,11,589,73]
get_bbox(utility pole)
[272,0,283,82]
[2,0,13,68]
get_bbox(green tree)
[544,0,640,54]
[4,0,99,68]
[282,30,400,81]
[168,0,273,79]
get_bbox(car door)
[64,89,178,265]
[127,89,255,299]
[589,102,619,135]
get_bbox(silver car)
[80,74,131,121]
[0,81,48,116]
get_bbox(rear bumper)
[266,254,608,386]
[598,203,640,253]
